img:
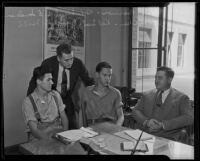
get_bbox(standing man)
[78,62,124,127]
[22,66,68,141]
[132,66,193,141]
[27,43,94,129]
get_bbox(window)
[138,28,152,68]
[177,33,186,67]
[130,3,195,100]
[166,32,173,66]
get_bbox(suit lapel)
[162,88,174,111]
[69,58,78,91]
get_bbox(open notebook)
[55,127,98,143]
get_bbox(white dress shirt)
[56,64,70,93]
[161,88,170,104]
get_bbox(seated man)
[132,66,193,142]
[22,66,68,141]
[78,62,124,127]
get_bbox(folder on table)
[55,127,98,144]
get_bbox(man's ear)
[167,77,173,84]
[57,55,61,62]
[36,79,41,85]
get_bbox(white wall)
[4,7,44,147]
[99,7,129,86]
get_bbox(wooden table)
[19,122,194,158]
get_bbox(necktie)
[156,90,163,107]
[61,68,67,98]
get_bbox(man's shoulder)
[22,93,36,108]
[23,96,31,104]
[49,90,61,99]
[42,56,57,65]
[73,57,82,64]
[170,88,189,98]
[109,86,121,95]
[86,85,95,91]
[81,85,95,100]
[143,89,157,96]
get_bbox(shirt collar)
[156,87,171,95]
[163,88,171,96]
[91,85,111,95]
[59,63,64,71]
[32,89,52,103]
[59,63,70,71]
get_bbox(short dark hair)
[56,43,72,57]
[96,62,112,73]
[157,66,175,78]
[33,66,52,82]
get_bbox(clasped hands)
[145,119,164,132]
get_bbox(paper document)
[56,127,98,142]
[124,129,154,142]
[80,127,98,136]
[88,133,132,154]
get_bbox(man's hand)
[146,119,163,132]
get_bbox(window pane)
[133,49,158,92]
[132,7,159,48]
[168,3,194,99]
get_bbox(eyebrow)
[64,57,74,61]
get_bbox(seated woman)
[78,62,124,127]
[22,66,68,141]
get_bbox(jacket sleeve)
[163,95,194,131]
[78,59,94,86]
[132,94,149,125]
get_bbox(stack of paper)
[55,127,98,142]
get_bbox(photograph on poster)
[44,7,85,61]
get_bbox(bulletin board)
[44,7,86,63]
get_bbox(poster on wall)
[44,7,85,63]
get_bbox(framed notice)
[44,7,85,63]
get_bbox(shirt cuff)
[161,121,165,130]
[143,119,149,127]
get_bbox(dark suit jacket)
[27,56,94,112]
[132,88,194,140]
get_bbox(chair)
[114,86,140,112]
[114,86,141,128]
[184,100,194,145]
[170,100,194,145]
